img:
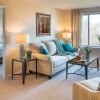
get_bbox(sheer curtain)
[71,9,81,48]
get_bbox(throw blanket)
[53,40,69,56]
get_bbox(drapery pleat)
[71,9,81,48]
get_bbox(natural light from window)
[81,14,100,47]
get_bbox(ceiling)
[27,0,100,10]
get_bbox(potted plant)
[85,46,92,59]
[25,47,32,60]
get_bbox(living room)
[0,0,100,100]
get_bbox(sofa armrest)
[32,54,50,61]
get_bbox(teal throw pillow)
[63,43,75,52]
[40,46,49,55]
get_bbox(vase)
[26,51,32,60]
[85,53,90,60]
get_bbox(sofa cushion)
[50,55,68,68]
[43,41,57,56]
[67,55,75,60]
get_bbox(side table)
[11,58,37,84]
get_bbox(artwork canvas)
[36,13,51,36]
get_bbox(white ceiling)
[27,0,100,9]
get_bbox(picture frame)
[36,13,51,36]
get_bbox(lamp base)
[19,44,25,59]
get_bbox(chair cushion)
[80,77,100,91]
[50,55,68,68]
[43,41,57,56]
[63,43,75,52]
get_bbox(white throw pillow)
[44,41,57,55]
[40,43,49,53]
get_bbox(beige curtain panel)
[71,9,81,48]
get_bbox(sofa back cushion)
[42,41,57,56]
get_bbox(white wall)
[0,0,67,78]
[0,9,3,43]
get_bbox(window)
[81,14,100,47]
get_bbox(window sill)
[81,46,100,49]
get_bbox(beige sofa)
[30,40,79,78]
[73,77,100,100]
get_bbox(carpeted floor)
[0,65,100,100]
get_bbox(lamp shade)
[62,32,72,43]
[62,32,67,39]
[67,32,71,39]
[16,34,29,44]
[62,32,71,39]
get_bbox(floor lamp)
[16,34,29,59]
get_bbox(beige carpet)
[0,66,100,100]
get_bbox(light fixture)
[16,34,29,59]
[62,31,72,42]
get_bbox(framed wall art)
[36,13,51,36]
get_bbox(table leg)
[85,65,88,80]
[22,61,26,85]
[25,62,27,75]
[66,62,68,79]
[36,59,37,79]
[11,60,14,80]
[97,58,99,71]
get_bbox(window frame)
[81,13,100,47]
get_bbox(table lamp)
[16,34,29,59]
[62,32,72,43]
[67,32,72,42]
